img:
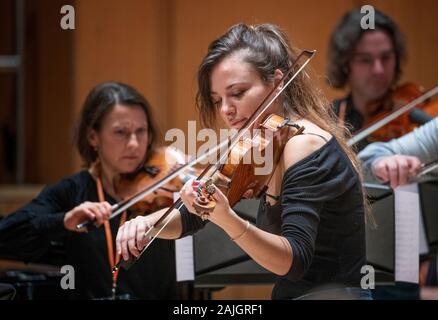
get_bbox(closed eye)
[231,90,245,98]
[115,128,128,136]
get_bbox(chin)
[119,165,141,174]
[366,87,387,102]
[372,82,391,95]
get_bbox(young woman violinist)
[116,24,371,300]
[0,82,177,299]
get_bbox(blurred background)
[0,0,437,299]
[1,0,438,185]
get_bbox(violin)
[115,146,195,218]
[349,84,438,146]
[192,114,304,218]
[362,83,438,142]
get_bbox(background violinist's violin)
[115,146,196,217]
[363,82,438,142]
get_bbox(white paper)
[394,183,419,284]
[173,192,195,282]
[175,235,195,281]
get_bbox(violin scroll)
[192,178,217,221]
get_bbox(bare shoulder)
[281,130,332,171]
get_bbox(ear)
[273,69,284,92]
[87,128,99,149]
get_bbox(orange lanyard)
[96,177,127,298]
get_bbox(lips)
[230,118,246,127]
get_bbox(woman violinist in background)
[117,23,371,300]
[0,82,178,299]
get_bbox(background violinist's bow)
[348,85,438,146]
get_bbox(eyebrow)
[111,122,148,128]
[210,82,249,95]
[355,49,395,56]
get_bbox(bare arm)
[208,205,293,276]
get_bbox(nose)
[372,58,385,75]
[220,99,235,117]
[127,133,139,149]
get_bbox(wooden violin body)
[365,82,438,142]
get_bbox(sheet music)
[394,183,419,284]
[174,193,195,282]
[175,236,195,281]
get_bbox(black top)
[332,96,364,134]
[332,96,369,151]
[0,171,176,299]
[180,137,368,300]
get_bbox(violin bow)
[348,85,438,146]
[416,158,438,179]
[373,158,438,188]
[112,50,317,270]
